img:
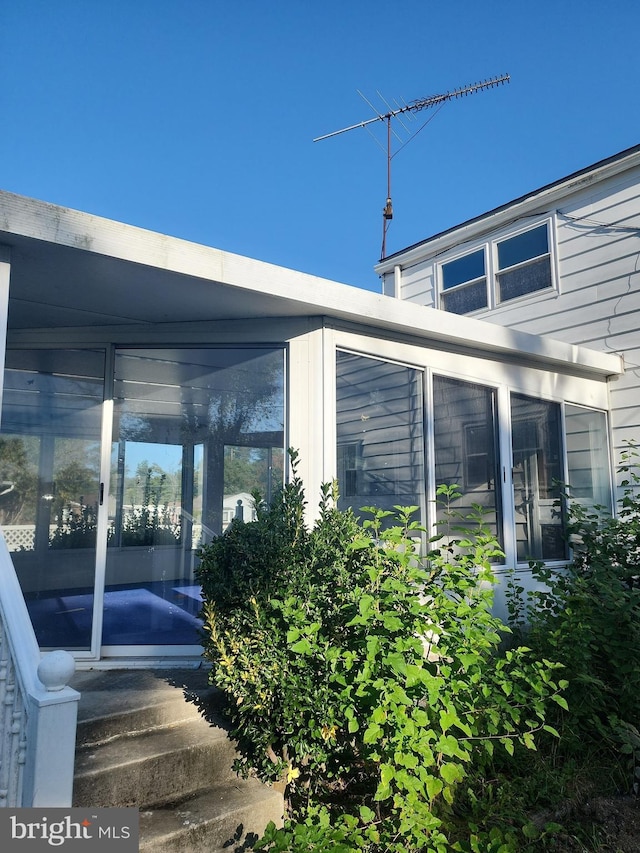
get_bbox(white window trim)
[437,215,558,314]
[438,246,489,313]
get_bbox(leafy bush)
[119,467,180,546]
[197,452,566,851]
[48,467,180,549]
[49,500,98,549]
[512,444,640,759]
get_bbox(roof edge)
[0,190,624,378]
[376,142,640,274]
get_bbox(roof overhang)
[0,191,623,379]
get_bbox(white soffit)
[0,190,623,378]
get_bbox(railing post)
[0,534,80,807]
[21,651,79,808]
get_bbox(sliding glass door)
[102,347,284,652]
[0,345,285,657]
[0,350,105,651]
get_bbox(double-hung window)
[440,248,487,315]
[496,224,552,303]
[439,220,555,315]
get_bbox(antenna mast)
[314,74,510,258]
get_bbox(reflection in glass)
[104,347,285,647]
[0,350,105,650]
[441,249,488,314]
[336,351,425,523]
[433,376,502,551]
[497,225,552,303]
[223,445,284,529]
[442,249,485,289]
[510,394,565,562]
[498,225,548,269]
[565,405,611,515]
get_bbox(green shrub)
[49,501,98,549]
[118,467,180,546]
[515,444,640,758]
[197,451,566,852]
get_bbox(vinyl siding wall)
[391,164,640,471]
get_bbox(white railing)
[0,533,79,806]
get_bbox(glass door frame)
[1,333,291,662]
[87,345,112,660]
[99,343,286,660]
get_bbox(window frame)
[439,247,488,314]
[327,327,613,575]
[437,216,557,315]
[494,222,553,304]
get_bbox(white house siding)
[477,172,640,468]
[386,157,640,474]
[384,258,436,307]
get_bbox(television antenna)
[314,74,510,258]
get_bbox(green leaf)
[374,764,394,801]
[439,709,457,733]
[371,706,386,724]
[380,763,394,787]
[381,613,403,632]
[359,594,375,618]
[552,694,569,711]
[374,781,391,801]
[289,638,312,655]
[440,762,463,785]
[359,805,376,824]
[363,723,383,744]
[425,775,443,801]
[386,651,407,677]
[501,737,514,756]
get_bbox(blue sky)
[1,1,638,292]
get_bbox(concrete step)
[73,717,240,808]
[71,668,283,850]
[72,668,225,748]
[139,781,283,853]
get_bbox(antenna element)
[315,74,510,258]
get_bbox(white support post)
[393,264,402,299]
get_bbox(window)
[496,224,552,302]
[433,376,502,548]
[441,249,487,315]
[334,348,613,569]
[336,351,425,520]
[565,405,611,515]
[438,221,554,315]
[337,442,361,497]
[510,394,565,562]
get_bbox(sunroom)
[0,192,623,665]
